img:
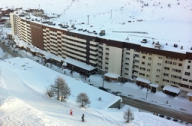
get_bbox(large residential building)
[10,10,192,94]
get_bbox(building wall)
[108,46,122,75]
[10,11,192,92]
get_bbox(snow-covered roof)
[136,77,150,84]
[163,85,180,94]
[187,92,192,97]
[104,72,119,79]
[64,57,95,71]
[150,83,159,88]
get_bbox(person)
[81,114,85,122]
[70,109,73,115]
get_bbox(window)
[147,69,150,71]
[106,48,109,50]
[180,84,189,88]
[156,75,160,77]
[164,67,170,70]
[159,57,162,59]
[146,75,150,77]
[126,52,130,55]
[164,73,169,76]
[158,63,161,65]
[185,72,190,76]
[163,79,169,83]
[155,81,159,83]
[148,63,151,66]
[148,57,151,60]
[178,63,182,66]
[173,62,177,65]
[142,62,145,65]
[183,78,188,81]
[157,69,160,72]
[125,73,128,75]
[142,56,146,59]
[188,61,191,63]
[187,65,190,69]
[125,68,129,70]
[189,80,192,83]
[126,57,129,60]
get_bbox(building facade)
[10,11,192,93]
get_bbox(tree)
[76,93,90,107]
[47,77,71,101]
[0,25,5,40]
[124,108,134,123]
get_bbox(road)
[121,96,192,124]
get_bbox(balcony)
[66,44,86,52]
[90,50,98,55]
[90,41,98,45]
[64,35,86,43]
[89,55,97,60]
[89,60,97,64]
[65,48,86,57]
[90,46,98,50]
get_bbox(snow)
[0,57,189,126]
[187,92,192,97]
[150,83,159,88]
[136,77,150,84]
[104,72,120,79]
[3,0,192,53]
[0,0,192,125]
[163,85,180,94]
[64,57,95,71]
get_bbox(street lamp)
[146,81,151,99]
[102,75,105,87]
[146,85,149,99]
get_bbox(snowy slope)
[0,57,185,126]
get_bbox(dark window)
[187,65,190,69]
[188,61,191,63]
[185,72,190,76]
[142,62,145,65]
[183,78,188,81]
[178,63,182,66]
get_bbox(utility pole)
[87,15,89,25]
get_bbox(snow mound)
[0,76,7,89]
[0,96,23,109]
[0,96,71,126]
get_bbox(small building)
[163,85,180,97]
[187,92,192,101]
[104,72,119,82]
[63,57,96,77]
[150,83,159,93]
[136,77,150,88]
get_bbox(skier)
[70,109,73,115]
[81,114,85,122]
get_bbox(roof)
[187,92,192,97]
[136,77,150,84]
[64,57,95,71]
[163,85,180,94]
[150,83,159,88]
[104,73,119,79]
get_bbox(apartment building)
[10,10,192,94]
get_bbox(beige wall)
[108,46,122,75]
[10,13,15,35]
